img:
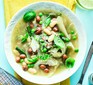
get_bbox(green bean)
[27,64,34,68]
[16,46,26,55]
[28,57,38,63]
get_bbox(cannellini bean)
[24,58,31,64]
[47,26,52,31]
[50,18,57,27]
[48,34,55,42]
[43,29,52,35]
[13,50,20,56]
[28,68,37,74]
[51,31,58,36]
[22,62,27,66]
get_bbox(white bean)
[50,18,57,27]
[28,68,37,74]
[13,49,20,56]
[22,62,27,66]
[48,34,55,42]
[43,29,52,35]
[24,58,31,64]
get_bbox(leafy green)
[16,46,26,55]
[65,57,75,68]
[54,35,65,48]
[26,26,36,36]
[21,33,28,43]
[38,54,51,60]
[44,16,51,27]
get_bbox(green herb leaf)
[44,16,51,27]
[21,33,28,43]
[39,54,50,60]
[54,35,65,48]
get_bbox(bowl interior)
[4,2,87,84]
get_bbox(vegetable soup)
[11,9,79,76]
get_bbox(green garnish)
[27,64,34,68]
[20,59,24,63]
[44,16,51,27]
[39,21,43,25]
[62,37,70,42]
[27,26,36,36]
[65,57,75,68]
[54,35,65,48]
[23,11,36,22]
[16,46,26,55]
[28,56,38,63]
[59,32,65,37]
[21,33,28,43]
[72,35,77,40]
[39,12,43,17]
[39,54,50,60]
[70,31,75,34]
[74,48,79,52]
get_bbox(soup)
[11,9,79,77]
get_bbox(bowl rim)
[4,1,87,84]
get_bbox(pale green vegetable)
[30,37,39,52]
[54,36,65,49]
[57,16,70,39]
[66,42,75,50]
[49,48,66,58]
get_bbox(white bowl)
[4,2,87,84]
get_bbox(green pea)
[62,37,70,42]
[39,39,44,43]
[74,48,79,52]
[65,38,70,42]
[42,48,47,53]
[23,11,36,22]
[72,35,77,40]
[59,33,65,37]
[39,12,43,17]
[28,57,38,63]
[27,64,34,68]
[65,57,75,68]
[70,31,75,34]
[20,59,24,63]
[31,29,36,33]
[39,21,43,25]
